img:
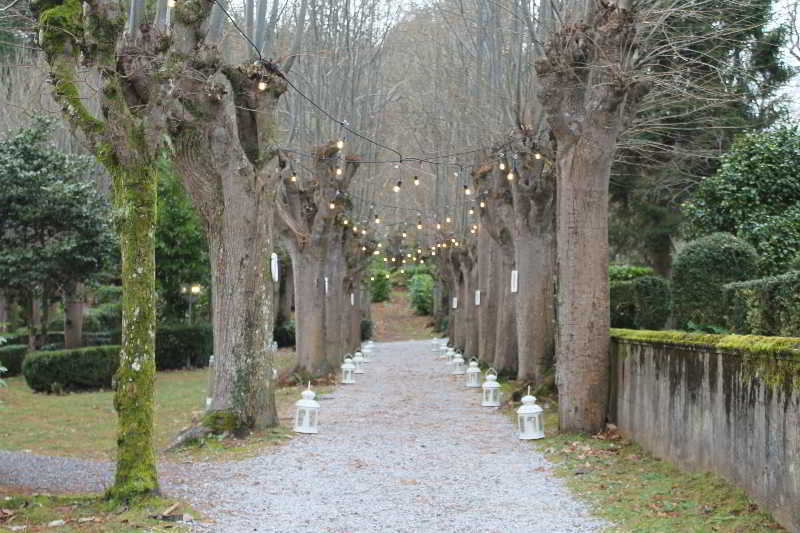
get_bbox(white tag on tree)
[475,290,481,306]
[270,253,279,282]
[350,292,355,306]
[452,297,458,309]
[324,276,329,295]
[511,270,519,293]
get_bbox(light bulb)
[420,259,425,264]
[469,208,474,215]
[393,181,402,193]
[336,168,343,176]
[413,176,419,186]
[373,250,380,255]
[374,215,381,224]
[290,174,297,182]
[480,201,486,208]
[402,259,406,264]
[362,246,366,251]
[464,185,472,195]
[407,253,412,258]
[258,80,267,91]
[417,249,422,254]
[385,274,390,279]
[377,243,382,248]
[499,162,506,170]
[535,152,542,160]
[417,221,422,230]
[370,276,375,281]
[451,238,456,243]
[361,229,366,235]
[329,202,335,210]
[431,251,436,256]
[353,226,358,233]
[507,171,514,181]
[392,257,396,262]
[343,219,349,225]
[400,269,405,274]
[402,232,407,238]
[446,216,451,223]
[167,0,176,6]
[436,223,441,230]
[384,257,388,262]
[336,139,344,149]
[470,228,476,234]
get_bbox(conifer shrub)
[369,270,391,302]
[409,273,434,315]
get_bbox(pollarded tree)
[0,119,115,349]
[33,0,308,497]
[683,125,800,275]
[277,142,360,377]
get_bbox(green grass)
[0,348,305,461]
[499,391,785,532]
[0,491,194,532]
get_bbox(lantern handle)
[487,367,497,377]
[470,357,478,363]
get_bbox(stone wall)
[609,330,800,533]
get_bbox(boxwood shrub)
[22,346,120,392]
[609,265,655,282]
[723,270,800,337]
[610,276,671,330]
[672,233,758,330]
[0,344,27,376]
[156,323,213,369]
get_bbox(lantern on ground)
[451,352,466,375]
[293,384,320,434]
[517,388,544,440]
[481,368,501,407]
[357,349,371,364]
[446,348,456,365]
[341,356,355,384]
[353,352,366,374]
[465,359,481,388]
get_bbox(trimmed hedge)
[22,346,120,392]
[409,273,434,315]
[156,323,213,369]
[609,265,655,282]
[672,233,758,330]
[610,276,671,330]
[0,344,27,376]
[369,271,391,303]
[723,271,800,337]
[361,319,373,341]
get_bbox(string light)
[469,208,474,215]
[290,172,297,182]
[464,185,472,195]
[402,231,407,238]
[393,181,402,193]
[480,200,486,208]
[336,139,345,149]
[383,257,388,262]
[377,242,383,248]
[507,170,514,181]
[329,201,336,210]
[362,246,367,251]
[373,250,380,255]
[445,216,452,224]
[499,162,506,170]
[167,0,176,6]
[361,229,367,235]
[343,219,349,225]
[400,269,405,274]
[336,167,343,176]
[352,226,359,234]
[436,223,442,230]
[374,215,381,224]
[417,220,423,230]
[535,152,542,160]
[413,176,419,186]
[258,80,267,91]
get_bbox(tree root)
[165,425,214,452]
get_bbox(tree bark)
[461,250,479,358]
[323,231,346,368]
[0,290,7,332]
[63,282,85,349]
[287,244,329,376]
[493,252,517,376]
[477,229,497,365]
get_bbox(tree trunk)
[324,236,346,368]
[514,233,555,384]
[493,253,517,376]
[110,164,159,500]
[0,291,7,332]
[288,246,329,377]
[205,179,279,430]
[64,282,85,349]
[477,229,497,365]
[553,136,613,433]
[462,256,479,358]
[278,253,294,324]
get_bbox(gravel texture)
[176,340,607,532]
[1,340,607,532]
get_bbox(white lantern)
[451,352,466,375]
[465,359,481,388]
[341,357,356,384]
[445,348,456,365]
[293,384,320,434]
[353,352,366,374]
[481,368,501,407]
[357,350,371,364]
[517,389,544,440]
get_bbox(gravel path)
[1,340,607,532]
[174,340,606,533]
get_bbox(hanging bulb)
[352,226,358,234]
[480,200,486,208]
[446,216,452,224]
[329,201,336,210]
[470,228,476,234]
[535,152,542,160]
[436,223,442,230]
[290,173,297,182]
[377,242,383,248]
[384,257,388,262]
[402,259,406,264]
[451,238,456,243]
[431,251,436,256]
[258,80,267,91]
[417,220,423,230]
[393,181,402,193]
[370,276,375,281]
[464,185,472,196]
[336,167,343,176]
[385,274,390,279]
[402,232,407,239]
[420,259,425,264]
[392,257,396,262]
[336,139,345,149]
[499,162,506,171]
[343,219,349,225]
[417,248,422,254]
[361,229,367,235]
[373,250,380,255]
[413,176,419,186]
[469,208,474,215]
[507,171,515,181]
[361,246,366,251]
[400,269,405,274]
[167,0,176,6]
[407,253,412,258]
[374,215,381,224]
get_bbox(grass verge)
[0,490,196,532]
[499,384,785,532]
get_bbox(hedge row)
[723,271,800,337]
[0,344,27,376]
[22,346,120,392]
[610,276,671,330]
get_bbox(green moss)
[611,329,800,389]
[203,409,241,433]
[173,0,213,25]
[50,59,105,136]
[38,0,83,56]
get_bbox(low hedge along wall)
[0,344,27,376]
[723,271,800,337]
[156,324,213,369]
[610,275,671,330]
[23,346,120,392]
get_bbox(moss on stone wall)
[611,328,800,390]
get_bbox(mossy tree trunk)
[476,228,497,365]
[63,282,85,349]
[535,3,647,433]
